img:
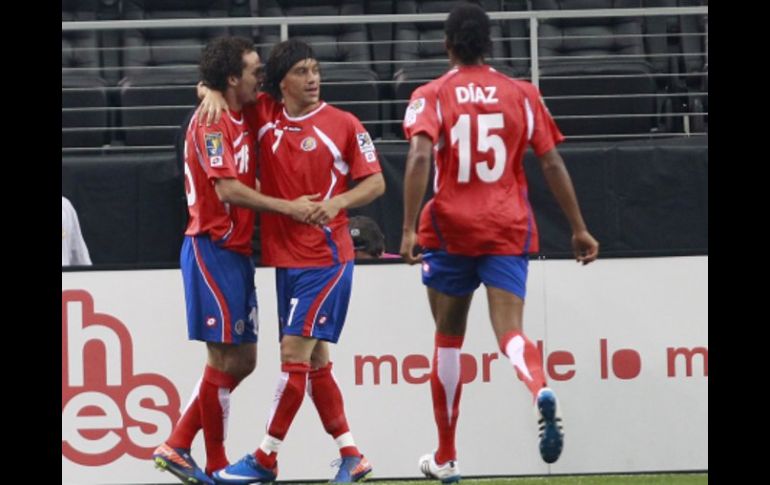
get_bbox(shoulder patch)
[356,132,375,153]
[404,97,426,127]
[205,132,224,157]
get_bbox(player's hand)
[197,86,227,126]
[572,230,599,265]
[399,229,423,265]
[288,194,321,224]
[308,199,343,226]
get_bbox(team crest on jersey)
[356,132,375,153]
[301,136,317,151]
[234,319,245,335]
[205,133,224,157]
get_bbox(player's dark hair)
[445,2,492,64]
[263,39,317,100]
[199,36,255,92]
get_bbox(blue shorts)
[180,235,258,344]
[276,261,354,344]
[421,250,529,299]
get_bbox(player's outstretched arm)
[537,148,599,265]
[215,177,320,223]
[399,134,432,265]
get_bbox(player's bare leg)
[486,286,564,464]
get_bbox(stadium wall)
[61,137,708,267]
[62,257,708,484]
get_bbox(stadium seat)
[677,0,707,132]
[391,0,515,139]
[62,0,110,148]
[256,0,382,138]
[118,0,235,146]
[532,0,660,139]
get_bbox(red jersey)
[403,65,565,256]
[245,93,382,268]
[183,107,257,255]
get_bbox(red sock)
[308,362,360,458]
[254,362,311,469]
[166,378,203,450]
[199,365,238,475]
[499,330,547,401]
[431,332,464,464]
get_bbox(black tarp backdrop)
[62,137,707,267]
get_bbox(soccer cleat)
[418,452,461,483]
[152,443,214,485]
[213,453,277,484]
[536,387,564,464]
[330,455,373,483]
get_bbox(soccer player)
[399,3,600,482]
[199,39,385,484]
[152,37,320,485]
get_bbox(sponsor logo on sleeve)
[365,151,377,162]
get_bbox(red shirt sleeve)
[193,120,238,181]
[345,114,383,181]
[526,83,566,156]
[402,84,440,143]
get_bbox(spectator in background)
[62,196,92,266]
[349,215,399,260]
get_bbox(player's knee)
[310,354,329,370]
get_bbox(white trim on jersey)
[227,111,244,125]
[258,122,274,142]
[437,99,443,124]
[323,170,338,201]
[283,102,327,121]
[233,131,245,148]
[313,126,349,175]
[524,98,535,142]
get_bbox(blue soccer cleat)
[330,455,373,483]
[152,443,215,485]
[536,387,564,464]
[213,453,277,484]
[418,452,461,483]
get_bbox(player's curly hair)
[199,36,255,92]
[444,2,492,64]
[262,39,316,100]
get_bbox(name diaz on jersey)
[455,83,499,104]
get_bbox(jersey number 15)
[451,113,506,183]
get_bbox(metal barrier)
[62,5,708,153]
